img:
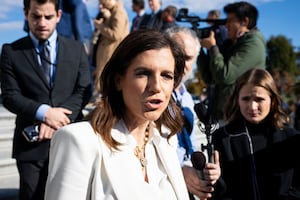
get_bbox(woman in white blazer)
[45,29,190,200]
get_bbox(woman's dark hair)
[224,68,289,128]
[224,1,258,29]
[90,29,186,150]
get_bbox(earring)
[168,104,176,119]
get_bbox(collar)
[30,30,58,49]
[152,9,161,15]
[138,10,146,17]
[111,119,168,148]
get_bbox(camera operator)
[197,1,266,123]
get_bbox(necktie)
[39,41,51,85]
[132,15,141,31]
[147,12,155,28]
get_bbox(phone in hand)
[22,125,39,142]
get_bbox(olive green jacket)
[197,29,266,120]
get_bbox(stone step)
[0,104,20,198]
[0,126,14,135]
[0,133,15,179]
[0,107,15,119]
[0,159,17,176]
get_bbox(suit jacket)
[57,0,93,44]
[0,35,92,161]
[139,10,163,31]
[130,13,147,32]
[45,121,190,200]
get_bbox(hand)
[38,123,56,141]
[200,31,216,49]
[101,8,111,19]
[94,18,104,30]
[182,166,214,199]
[44,107,72,129]
[203,150,221,185]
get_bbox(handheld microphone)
[191,151,207,181]
[194,102,218,130]
[194,102,217,164]
[191,151,206,171]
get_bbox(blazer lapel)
[22,37,50,88]
[152,130,189,200]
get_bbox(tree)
[266,35,297,74]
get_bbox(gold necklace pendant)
[134,123,150,170]
[140,157,148,168]
[134,145,148,168]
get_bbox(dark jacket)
[139,10,163,30]
[57,0,93,44]
[0,35,92,161]
[213,119,300,200]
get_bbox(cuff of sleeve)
[36,104,51,122]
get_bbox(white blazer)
[45,121,189,200]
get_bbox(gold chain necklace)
[134,124,150,170]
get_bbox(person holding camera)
[197,1,266,122]
[0,0,92,199]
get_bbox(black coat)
[139,10,163,31]
[213,119,300,200]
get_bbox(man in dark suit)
[139,0,163,30]
[0,0,92,199]
[130,0,146,32]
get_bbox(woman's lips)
[145,99,164,110]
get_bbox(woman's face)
[116,48,175,123]
[238,83,271,124]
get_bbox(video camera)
[176,8,226,39]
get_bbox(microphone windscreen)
[194,102,208,124]
[191,151,206,171]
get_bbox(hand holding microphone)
[191,151,206,177]
[190,150,221,200]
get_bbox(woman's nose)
[149,76,161,93]
[249,101,258,110]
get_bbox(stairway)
[0,105,19,199]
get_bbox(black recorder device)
[22,125,39,142]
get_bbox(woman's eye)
[135,69,149,77]
[241,96,250,101]
[161,72,174,80]
[254,97,265,103]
